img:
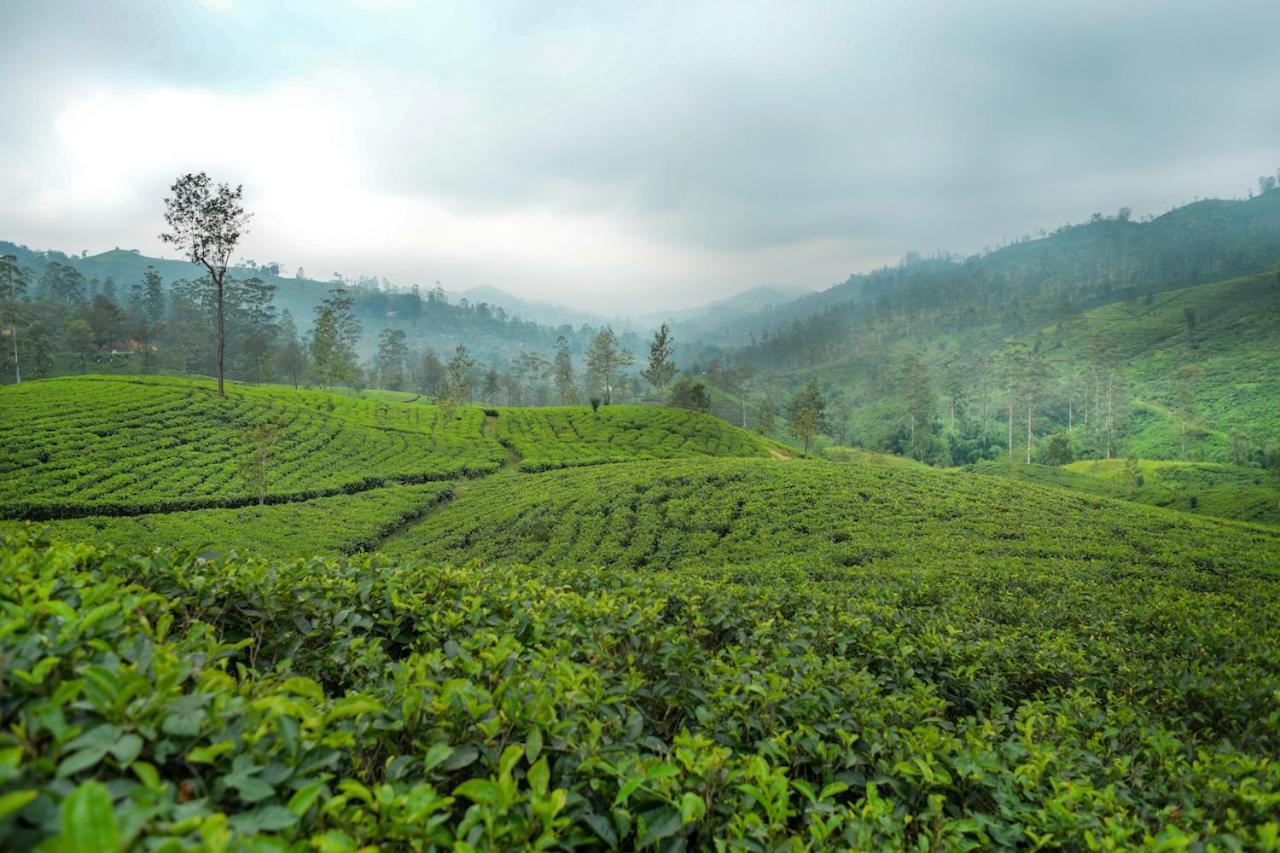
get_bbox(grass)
[491,405,786,472]
[5,497,1279,848]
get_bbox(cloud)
[1,0,1278,311]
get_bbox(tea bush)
[2,529,1278,849]
[0,482,454,559]
[491,407,785,472]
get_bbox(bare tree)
[161,173,251,396]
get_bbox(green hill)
[0,376,786,554]
[380,455,1278,569]
[970,458,1280,526]
[732,268,1280,467]
[0,375,505,518]
[1038,271,1280,459]
[5,373,1280,848]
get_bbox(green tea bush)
[0,482,454,560]
[2,529,1278,849]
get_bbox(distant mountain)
[685,189,1280,354]
[455,284,609,330]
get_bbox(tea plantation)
[3,376,1280,849]
[0,377,505,518]
[970,458,1280,526]
[491,407,786,472]
[0,482,455,559]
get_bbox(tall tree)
[553,336,577,405]
[996,339,1032,461]
[160,172,251,396]
[1171,362,1203,460]
[0,255,28,382]
[276,309,308,389]
[756,397,775,435]
[310,288,361,388]
[414,349,447,397]
[62,319,94,373]
[375,328,410,390]
[640,322,677,394]
[228,276,278,383]
[447,343,475,404]
[901,353,936,461]
[585,326,633,405]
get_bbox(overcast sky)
[2,1,1278,312]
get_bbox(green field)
[3,374,1280,849]
[492,406,786,472]
[970,458,1280,526]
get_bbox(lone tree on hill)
[640,323,677,394]
[161,172,251,397]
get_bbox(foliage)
[640,323,677,392]
[4,503,1279,849]
[0,483,454,560]
[786,380,827,453]
[970,457,1280,526]
[667,377,711,414]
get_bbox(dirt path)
[767,446,791,460]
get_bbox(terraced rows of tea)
[492,405,784,471]
[381,455,1280,572]
[0,377,504,517]
[0,481,454,559]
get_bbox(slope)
[379,455,1280,571]
[969,459,1280,526]
[0,375,505,518]
[6,452,1279,847]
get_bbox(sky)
[2,1,1279,313]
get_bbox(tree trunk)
[1007,398,1014,460]
[216,275,226,396]
[1026,403,1032,464]
[10,318,18,383]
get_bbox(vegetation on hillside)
[970,459,1280,526]
[4,510,1278,848]
[0,377,503,518]
[0,482,454,559]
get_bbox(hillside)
[691,189,1280,352]
[733,267,1280,468]
[0,376,505,518]
[1037,271,1280,459]
[0,376,785,552]
[5,453,1279,847]
[380,454,1279,568]
[970,459,1280,526]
